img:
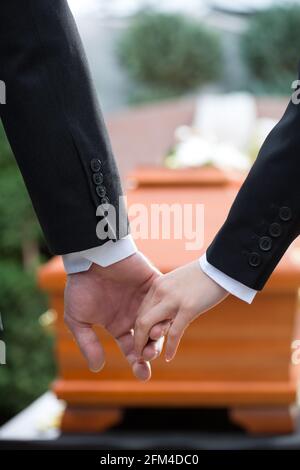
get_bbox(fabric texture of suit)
[0,0,127,254]
[207,75,300,290]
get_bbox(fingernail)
[165,357,172,363]
[90,364,104,373]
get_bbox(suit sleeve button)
[90,158,101,172]
[279,206,292,221]
[269,222,282,237]
[259,236,272,251]
[92,172,104,185]
[96,185,106,197]
[100,196,110,204]
[248,252,261,267]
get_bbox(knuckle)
[152,276,162,291]
[153,276,162,288]
[136,315,148,329]
[164,298,177,312]
[180,305,191,321]
[153,278,168,299]
[64,314,76,333]
[64,314,71,327]
[181,301,195,318]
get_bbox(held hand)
[64,252,164,382]
[134,261,229,363]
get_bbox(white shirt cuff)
[199,253,257,304]
[62,235,138,274]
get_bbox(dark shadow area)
[113,407,240,432]
[1,407,300,450]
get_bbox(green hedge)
[118,11,222,101]
[0,124,55,420]
[0,263,55,419]
[242,5,300,93]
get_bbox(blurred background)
[1,0,300,449]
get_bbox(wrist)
[199,264,229,297]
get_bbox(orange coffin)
[38,167,300,434]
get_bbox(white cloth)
[199,253,257,304]
[62,235,137,274]
[62,238,257,304]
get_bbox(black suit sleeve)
[0,0,127,254]
[207,74,300,290]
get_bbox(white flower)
[173,130,250,171]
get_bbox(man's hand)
[134,261,229,363]
[64,252,163,382]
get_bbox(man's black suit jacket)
[0,0,299,292]
[0,0,127,255]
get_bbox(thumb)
[65,316,105,372]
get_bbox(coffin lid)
[38,166,300,293]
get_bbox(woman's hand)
[134,260,229,363]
